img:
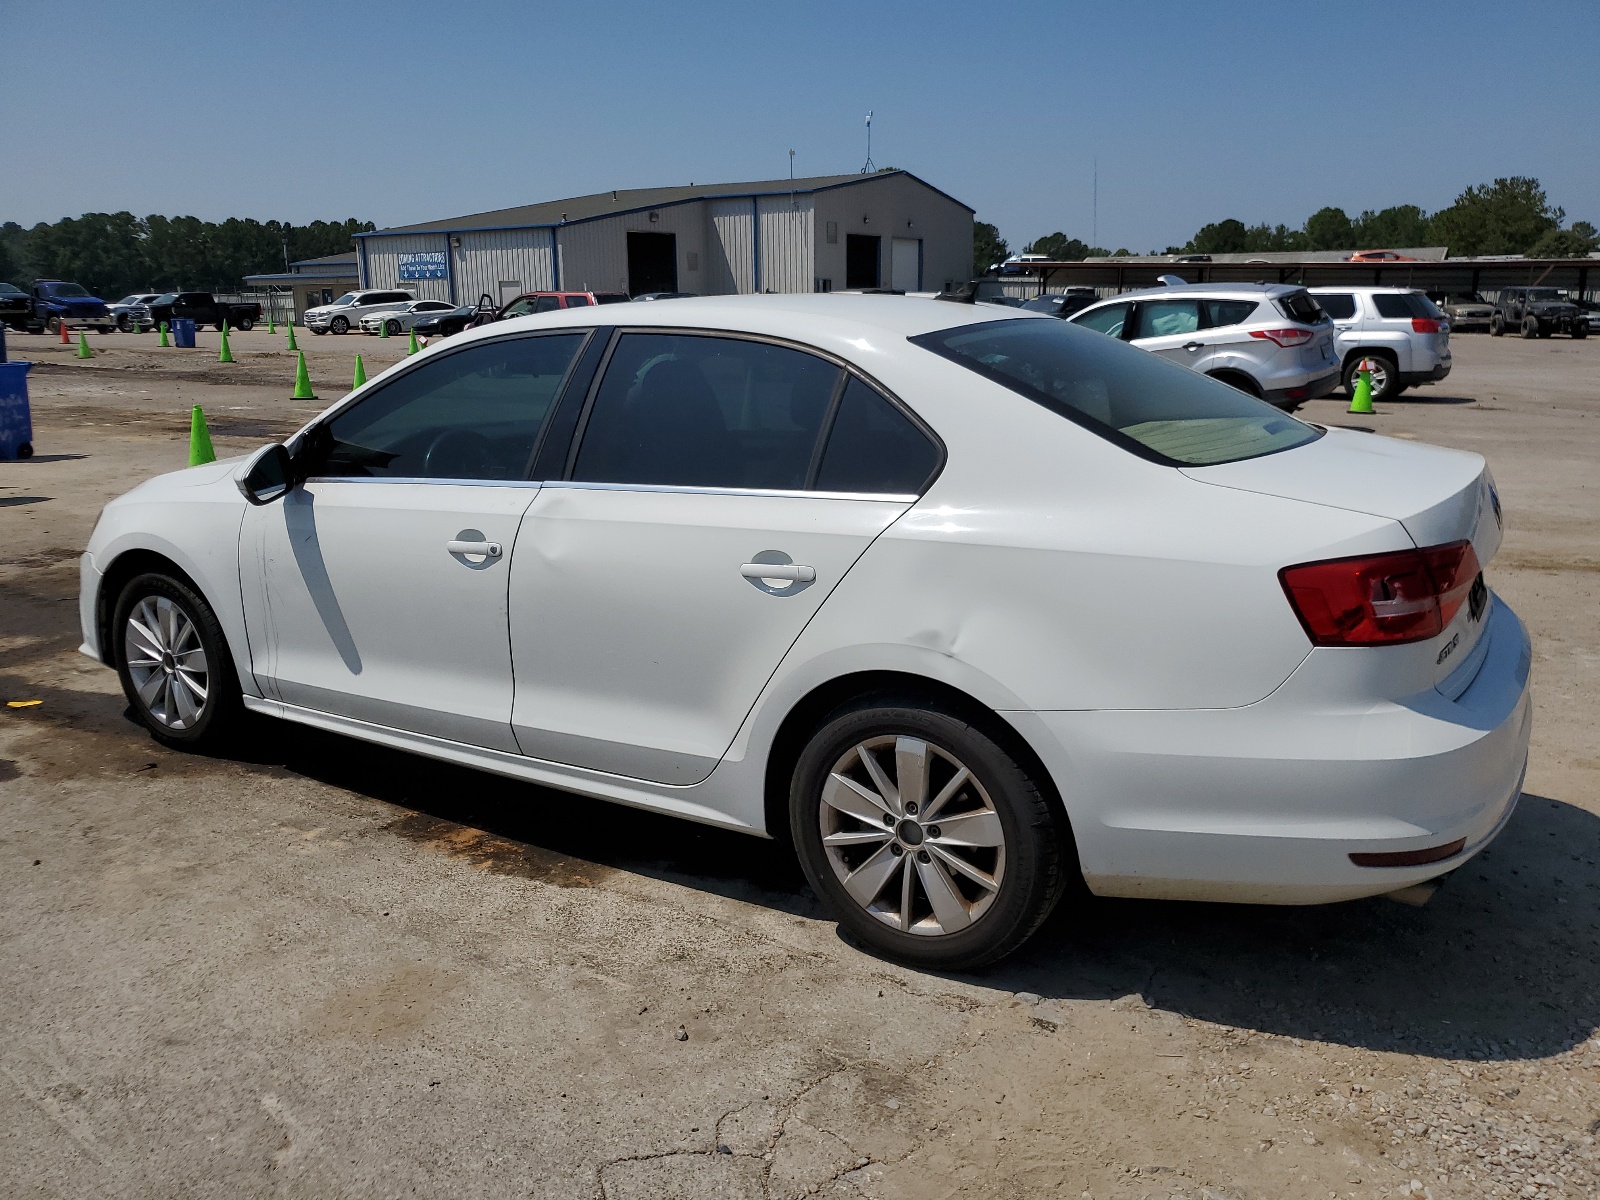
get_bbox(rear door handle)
[447,539,502,558]
[740,562,815,582]
[1183,341,1205,352]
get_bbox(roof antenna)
[860,112,875,174]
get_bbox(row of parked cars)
[979,278,1596,407]
[301,288,697,338]
[0,282,263,335]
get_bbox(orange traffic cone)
[59,317,71,345]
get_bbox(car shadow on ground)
[238,716,1598,1064]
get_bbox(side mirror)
[237,443,293,506]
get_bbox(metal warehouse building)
[354,170,973,304]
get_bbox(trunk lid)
[1183,428,1503,691]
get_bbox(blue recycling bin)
[0,361,34,459]
[172,318,196,348]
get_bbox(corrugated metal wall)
[756,196,813,294]
[360,233,452,302]
[707,199,755,295]
[454,230,554,304]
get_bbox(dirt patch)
[1498,552,1600,574]
[384,811,612,888]
[312,962,462,1043]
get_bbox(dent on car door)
[507,331,942,785]
[239,331,589,750]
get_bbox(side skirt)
[241,696,761,835]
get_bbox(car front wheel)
[791,699,1069,969]
[1521,317,1540,339]
[330,316,349,334]
[1490,313,1504,336]
[113,572,243,751]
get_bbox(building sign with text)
[397,251,448,280]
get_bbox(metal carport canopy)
[1022,258,1595,299]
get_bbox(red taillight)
[1279,540,1480,646]
[1411,317,1441,333]
[1250,327,1314,348]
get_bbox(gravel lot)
[2,326,1597,1200]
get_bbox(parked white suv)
[1308,287,1452,402]
[305,289,415,335]
[1069,283,1340,410]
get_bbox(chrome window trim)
[541,479,918,503]
[305,476,546,488]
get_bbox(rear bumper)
[1400,360,1452,386]
[1263,367,1340,410]
[1025,595,1532,905]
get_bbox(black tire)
[45,315,61,335]
[1573,324,1589,340]
[1521,317,1540,340]
[112,572,244,751]
[310,326,327,335]
[385,319,402,337]
[117,314,132,333]
[1205,370,1261,398]
[1342,352,1399,402]
[330,316,349,334]
[16,441,32,458]
[1489,313,1504,336]
[790,697,1070,970]
[235,316,254,331]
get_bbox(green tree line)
[975,177,1597,271]
[0,214,375,298]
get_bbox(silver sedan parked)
[358,299,461,336]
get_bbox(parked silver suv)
[1068,282,1339,410]
[1308,286,1452,402]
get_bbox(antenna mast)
[1092,157,1098,248]
[860,112,875,174]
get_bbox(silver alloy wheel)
[819,735,1006,936]
[123,594,210,730]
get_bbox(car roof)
[450,293,1044,349]
[1306,285,1425,294]
[1082,281,1298,303]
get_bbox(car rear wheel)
[791,699,1069,969]
[235,316,254,331]
[1343,353,1398,402]
[1573,324,1588,340]
[1521,317,1540,339]
[113,572,244,751]
[330,316,349,334]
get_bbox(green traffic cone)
[286,322,298,352]
[352,354,367,389]
[268,315,277,335]
[76,331,93,359]
[408,329,420,355]
[1348,360,1375,414]
[218,320,234,363]
[378,318,389,339]
[188,405,216,466]
[292,351,316,400]
[159,321,170,347]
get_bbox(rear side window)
[1201,299,1258,328]
[911,318,1321,467]
[1131,300,1200,339]
[1073,302,1130,337]
[572,334,840,490]
[1277,290,1325,324]
[1315,293,1357,320]
[533,296,561,314]
[814,378,940,495]
[563,295,592,308]
[1372,293,1412,319]
[309,333,584,480]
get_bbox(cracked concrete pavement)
[2,329,1599,1199]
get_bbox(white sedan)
[358,299,460,337]
[78,296,1531,968]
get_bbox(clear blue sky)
[4,1,1595,251]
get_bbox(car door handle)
[1183,341,1205,352]
[446,539,502,557]
[740,562,815,582]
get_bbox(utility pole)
[860,112,875,174]
[1092,158,1098,249]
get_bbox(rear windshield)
[594,293,632,304]
[911,318,1321,467]
[1372,292,1442,319]
[1277,290,1326,324]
